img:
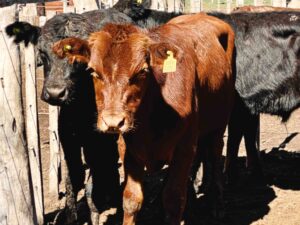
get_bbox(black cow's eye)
[39,51,48,62]
[38,50,51,69]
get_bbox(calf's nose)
[102,114,126,133]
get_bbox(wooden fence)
[0,0,294,224]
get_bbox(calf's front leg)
[122,151,144,225]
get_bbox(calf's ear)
[148,42,182,67]
[148,42,192,117]
[52,37,90,65]
[5,21,41,46]
[148,42,183,84]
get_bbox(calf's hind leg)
[205,131,225,218]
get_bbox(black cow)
[209,11,300,183]
[6,7,134,225]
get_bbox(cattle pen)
[0,0,300,225]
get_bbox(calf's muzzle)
[99,112,126,133]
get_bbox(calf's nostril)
[117,118,125,128]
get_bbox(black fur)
[114,0,181,27]
[6,21,40,46]
[209,11,300,121]
[205,11,300,181]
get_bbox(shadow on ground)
[45,146,300,225]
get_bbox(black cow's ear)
[5,21,41,46]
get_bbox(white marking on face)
[112,63,118,82]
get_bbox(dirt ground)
[37,61,300,225]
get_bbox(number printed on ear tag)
[163,51,177,73]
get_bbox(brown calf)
[53,13,235,224]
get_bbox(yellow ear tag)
[63,44,72,52]
[163,50,177,73]
[137,0,142,4]
[13,27,21,34]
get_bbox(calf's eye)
[129,71,147,84]
[141,67,149,73]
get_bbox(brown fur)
[52,13,235,225]
[233,5,300,12]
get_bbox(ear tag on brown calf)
[63,44,72,52]
[163,51,177,73]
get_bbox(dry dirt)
[37,63,300,225]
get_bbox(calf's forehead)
[90,33,149,78]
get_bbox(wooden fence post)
[236,0,244,6]
[48,105,61,199]
[189,0,200,12]
[19,4,44,225]
[288,0,300,8]
[254,0,264,6]
[272,0,286,7]
[63,0,75,13]
[227,0,231,12]
[73,0,99,13]
[0,4,37,225]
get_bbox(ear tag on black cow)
[163,51,177,73]
[63,44,72,52]
[137,0,143,4]
[12,27,21,34]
